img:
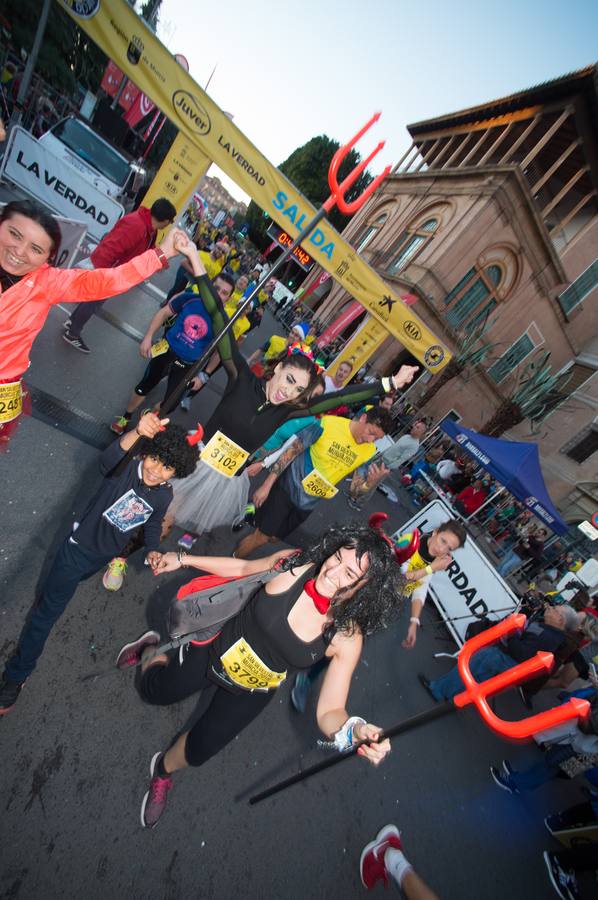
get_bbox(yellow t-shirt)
[224,298,251,340]
[199,250,224,281]
[309,416,376,485]
[264,335,288,359]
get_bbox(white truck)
[38,116,139,202]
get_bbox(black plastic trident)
[118,114,391,463]
[248,614,591,805]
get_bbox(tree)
[417,312,499,407]
[0,0,108,94]
[479,350,574,437]
[245,134,373,249]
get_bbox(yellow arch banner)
[59,0,451,372]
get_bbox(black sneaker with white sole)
[490,765,519,794]
[543,851,580,900]
[63,330,91,353]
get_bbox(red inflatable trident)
[117,115,392,465]
[249,612,591,805]
[454,613,591,740]
[323,112,390,215]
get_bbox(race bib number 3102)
[201,430,249,478]
[220,638,287,691]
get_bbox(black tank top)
[209,567,332,692]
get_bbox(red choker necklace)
[304,579,331,615]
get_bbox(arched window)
[353,212,388,252]
[386,218,439,275]
[444,264,503,331]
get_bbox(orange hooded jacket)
[0,248,166,381]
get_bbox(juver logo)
[173,91,211,136]
[62,0,100,17]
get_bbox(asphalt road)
[0,247,589,900]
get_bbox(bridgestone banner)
[58,0,451,372]
[0,127,124,241]
[392,499,518,645]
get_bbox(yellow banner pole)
[326,317,388,385]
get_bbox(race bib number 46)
[302,469,338,500]
[0,381,23,424]
[220,638,287,691]
[201,430,249,478]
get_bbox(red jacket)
[456,485,487,515]
[90,206,156,268]
[0,249,167,380]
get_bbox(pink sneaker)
[115,630,160,669]
[141,752,173,828]
[360,825,403,889]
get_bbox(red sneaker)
[360,825,403,889]
[115,630,160,669]
[141,752,173,828]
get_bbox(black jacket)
[72,440,172,557]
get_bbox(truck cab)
[39,116,136,201]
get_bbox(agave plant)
[480,350,574,436]
[417,312,498,406]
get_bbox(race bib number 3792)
[220,638,287,691]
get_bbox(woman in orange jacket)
[0,200,188,445]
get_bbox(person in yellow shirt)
[235,406,394,558]
[198,244,226,281]
[247,323,311,374]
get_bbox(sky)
[156,0,598,204]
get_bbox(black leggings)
[134,349,191,399]
[139,643,274,767]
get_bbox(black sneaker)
[231,503,256,532]
[490,765,519,794]
[0,677,23,715]
[543,851,580,900]
[63,330,91,353]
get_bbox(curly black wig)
[142,424,199,478]
[280,521,407,636]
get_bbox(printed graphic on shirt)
[103,489,154,532]
[166,292,213,362]
[308,416,375,485]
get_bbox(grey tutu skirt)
[169,458,249,534]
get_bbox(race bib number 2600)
[301,469,338,500]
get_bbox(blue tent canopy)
[440,420,569,535]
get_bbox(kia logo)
[403,320,421,340]
[173,90,211,135]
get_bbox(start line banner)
[392,499,518,645]
[59,0,451,373]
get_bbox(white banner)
[392,499,518,645]
[0,127,123,241]
[0,202,88,269]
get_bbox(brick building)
[197,174,247,219]
[304,66,598,523]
